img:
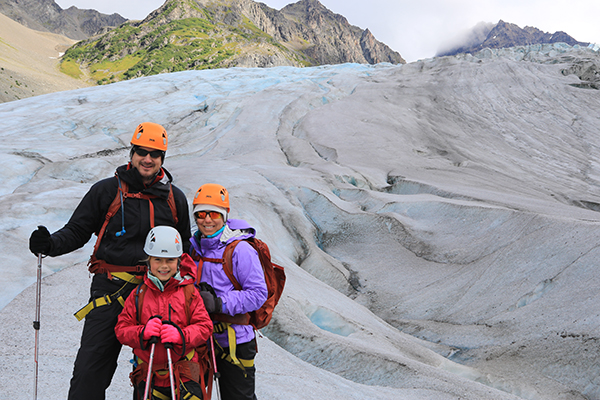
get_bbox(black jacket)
[48,164,190,266]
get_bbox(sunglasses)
[134,146,164,159]
[195,211,223,220]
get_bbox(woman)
[190,183,268,400]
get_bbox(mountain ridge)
[437,19,590,57]
[59,0,405,84]
[0,0,126,40]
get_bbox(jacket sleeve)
[115,291,145,349]
[48,177,117,257]
[182,290,214,348]
[221,241,268,316]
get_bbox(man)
[29,122,191,400]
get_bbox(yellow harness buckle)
[73,279,134,321]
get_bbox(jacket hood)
[190,219,256,253]
[226,218,255,233]
[178,253,197,280]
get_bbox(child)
[116,225,213,399]
[189,183,268,400]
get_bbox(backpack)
[195,237,286,330]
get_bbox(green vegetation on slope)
[60,11,303,85]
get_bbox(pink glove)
[161,324,182,344]
[143,318,162,340]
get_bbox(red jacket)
[116,254,212,380]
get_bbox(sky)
[53,0,600,62]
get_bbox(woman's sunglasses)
[134,146,164,159]
[195,211,223,220]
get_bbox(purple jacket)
[189,219,268,347]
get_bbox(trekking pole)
[209,335,221,400]
[165,343,177,400]
[33,254,42,400]
[163,307,179,400]
[143,336,159,400]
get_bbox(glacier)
[1,43,600,399]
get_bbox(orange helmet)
[193,183,230,212]
[130,122,168,151]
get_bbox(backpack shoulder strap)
[93,177,179,254]
[93,177,127,256]
[183,284,197,325]
[222,240,243,290]
[134,282,147,325]
[198,240,243,288]
[166,185,178,225]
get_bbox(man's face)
[130,146,163,184]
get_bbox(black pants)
[68,274,136,400]
[216,339,258,400]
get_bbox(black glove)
[29,225,52,255]
[200,290,223,314]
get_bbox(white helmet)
[144,226,183,258]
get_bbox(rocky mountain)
[437,20,590,57]
[276,0,403,65]
[59,0,405,85]
[0,0,127,40]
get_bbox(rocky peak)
[0,0,126,40]
[282,0,342,24]
[278,0,405,65]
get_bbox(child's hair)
[143,255,182,267]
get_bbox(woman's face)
[148,256,179,281]
[195,210,225,236]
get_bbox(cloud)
[435,21,494,57]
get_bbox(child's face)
[149,256,179,281]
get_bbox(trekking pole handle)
[144,315,162,346]
[161,320,185,354]
[34,254,42,330]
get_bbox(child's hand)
[143,317,162,340]
[161,324,182,344]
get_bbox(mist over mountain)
[0,0,126,40]
[437,19,590,57]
